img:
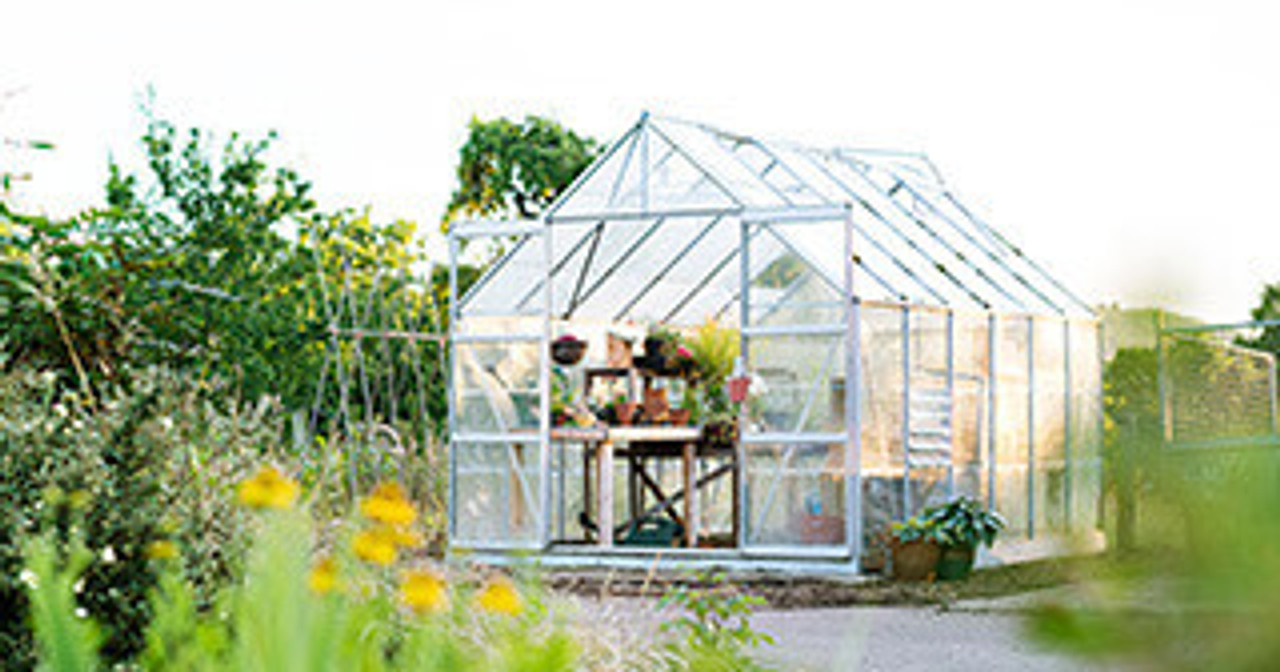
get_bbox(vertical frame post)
[901,305,913,519]
[986,313,998,511]
[945,309,956,498]
[1096,320,1106,529]
[737,216,751,547]
[1026,315,1036,539]
[843,206,863,565]
[446,232,460,541]
[1063,318,1073,530]
[538,223,553,548]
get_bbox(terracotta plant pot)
[935,544,977,581]
[615,402,639,426]
[891,539,941,581]
[668,408,691,426]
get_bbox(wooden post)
[597,439,614,548]
[684,442,699,547]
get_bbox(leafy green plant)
[659,571,774,671]
[0,366,268,669]
[889,515,949,546]
[20,470,580,672]
[925,497,1005,549]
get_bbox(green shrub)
[21,470,579,672]
[0,366,273,669]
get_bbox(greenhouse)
[447,113,1103,572]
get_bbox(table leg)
[683,442,698,548]
[582,443,592,542]
[598,439,614,548]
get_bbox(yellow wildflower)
[308,557,339,595]
[400,569,448,614]
[360,482,417,526]
[145,540,178,560]
[352,528,398,566]
[475,576,523,616]
[238,466,299,510]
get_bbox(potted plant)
[551,334,588,366]
[643,325,682,373]
[926,497,1005,581]
[889,515,947,581]
[702,409,739,448]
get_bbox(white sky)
[3,0,1278,322]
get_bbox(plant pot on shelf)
[551,337,588,366]
[703,419,738,448]
[935,543,977,581]
[668,408,691,426]
[890,539,941,581]
[615,401,639,426]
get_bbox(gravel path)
[751,606,1097,671]
[566,596,1113,671]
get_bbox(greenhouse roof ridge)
[460,112,1094,321]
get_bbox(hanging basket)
[551,337,588,366]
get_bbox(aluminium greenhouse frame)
[446,113,1104,573]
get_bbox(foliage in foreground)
[1027,444,1280,670]
[0,366,268,669]
[23,468,579,672]
[659,571,775,671]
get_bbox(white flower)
[102,546,117,564]
[19,569,38,589]
[73,579,84,594]
[74,608,87,619]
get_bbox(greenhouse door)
[739,208,859,559]
[447,222,551,551]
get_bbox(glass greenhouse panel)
[1069,321,1103,530]
[572,215,732,323]
[453,442,542,546]
[746,333,847,435]
[859,304,906,539]
[1033,318,1068,534]
[552,122,740,220]
[994,315,1030,538]
[619,213,742,323]
[743,443,847,547]
[952,311,991,504]
[453,341,541,434]
[460,234,547,317]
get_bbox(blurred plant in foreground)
[22,467,578,672]
[1028,440,1280,670]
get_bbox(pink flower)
[676,346,692,359]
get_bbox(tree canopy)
[442,115,600,228]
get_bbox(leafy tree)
[443,115,600,227]
[1,117,455,423]
[1239,282,1280,357]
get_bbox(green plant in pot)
[685,318,741,445]
[643,325,683,374]
[926,497,1006,581]
[889,515,948,581]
